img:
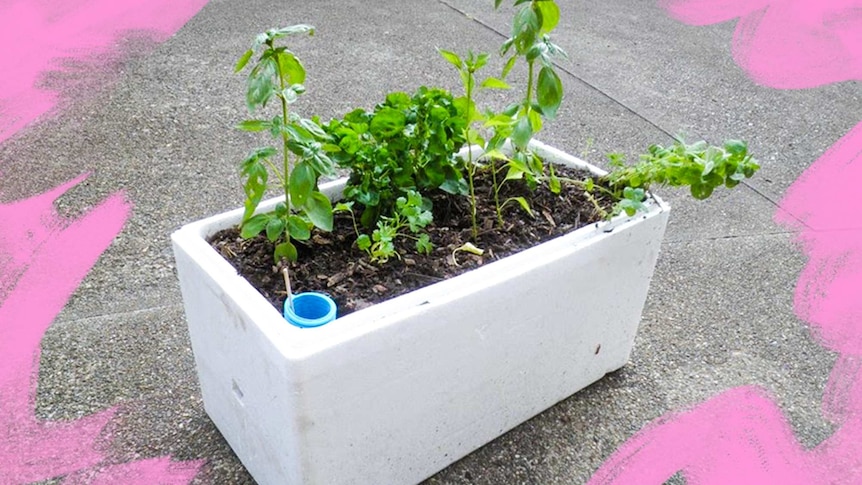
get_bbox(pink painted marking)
[776,121,862,356]
[660,0,862,89]
[588,125,862,484]
[0,177,204,483]
[0,177,131,483]
[1,0,208,482]
[589,1,862,483]
[0,0,209,145]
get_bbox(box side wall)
[293,209,669,485]
[172,237,305,485]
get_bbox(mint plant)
[235,26,336,262]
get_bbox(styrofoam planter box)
[172,140,669,485]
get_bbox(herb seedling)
[235,26,337,262]
[438,49,510,240]
[353,190,434,263]
[494,0,566,152]
[473,0,568,226]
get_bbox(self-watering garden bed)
[209,160,614,316]
[172,139,670,485]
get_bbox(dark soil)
[209,165,614,317]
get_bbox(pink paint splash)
[0,177,203,483]
[589,124,862,484]
[659,0,862,89]
[589,1,862,483]
[1,0,208,483]
[0,0,209,146]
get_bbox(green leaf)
[690,183,714,200]
[501,37,515,56]
[304,191,334,231]
[282,123,315,144]
[274,202,288,217]
[241,213,270,239]
[240,155,269,221]
[438,49,463,69]
[549,165,561,194]
[237,120,270,132]
[235,49,254,73]
[505,167,524,181]
[334,201,353,213]
[526,42,549,62]
[536,66,563,119]
[281,87,298,104]
[512,6,539,39]
[274,24,315,37]
[484,113,515,128]
[528,109,543,132]
[299,117,328,139]
[290,162,315,206]
[480,77,511,90]
[277,52,306,85]
[307,150,336,176]
[502,55,517,79]
[475,53,489,70]
[494,0,503,9]
[511,116,532,149]
[265,216,285,242]
[287,214,311,240]
[440,177,469,195]
[274,240,298,262]
[416,233,433,255]
[369,107,407,138]
[535,0,560,33]
[724,139,747,157]
[502,102,520,117]
[506,196,534,217]
[356,234,372,251]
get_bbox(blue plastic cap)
[284,292,337,328]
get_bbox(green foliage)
[438,48,510,240]
[458,0,566,227]
[323,87,468,229]
[353,190,434,263]
[228,15,762,270]
[236,26,336,262]
[602,139,761,217]
[495,0,567,150]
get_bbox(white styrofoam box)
[171,140,670,485]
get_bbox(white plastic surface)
[172,140,670,485]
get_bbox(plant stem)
[274,44,292,214]
[465,69,478,241]
[491,161,504,227]
[525,59,535,117]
